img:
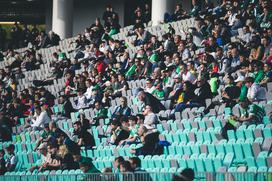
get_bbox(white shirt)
[144,112,158,125]
[182,71,196,84]
[247,83,266,101]
[31,111,51,128]
[6,154,17,171]
[145,86,155,94]
[228,13,237,26]
[182,48,191,61]
[77,95,87,109]
[84,86,93,99]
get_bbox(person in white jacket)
[24,106,51,130]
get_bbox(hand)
[119,140,125,146]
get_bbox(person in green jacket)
[92,101,108,126]
[151,81,165,101]
[80,161,100,174]
[73,152,100,174]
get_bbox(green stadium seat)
[256,153,268,168]
[172,133,180,143]
[236,129,245,140]
[207,144,216,155]
[186,159,195,171]
[224,153,234,167]
[170,122,178,131]
[227,130,236,141]
[178,132,188,143]
[263,128,272,138]
[233,142,244,162]
[183,144,191,155]
[204,158,214,172]
[156,124,164,132]
[263,116,270,124]
[228,167,237,172]
[246,157,256,167]
[248,167,257,172]
[225,140,234,153]
[216,143,225,154]
[195,158,205,172]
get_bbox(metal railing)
[1,172,272,181]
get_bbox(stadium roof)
[0,0,45,23]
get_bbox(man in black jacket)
[0,149,6,175]
[137,91,165,113]
[129,157,152,181]
[192,77,213,107]
[131,125,163,156]
[59,95,74,119]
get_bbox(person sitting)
[172,168,195,181]
[131,125,163,156]
[58,95,74,119]
[137,91,165,113]
[25,106,51,130]
[112,97,132,119]
[75,89,88,110]
[29,143,50,172]
[144,78,155,94]
[0,111,12,142]
[171,81,196,115]
[77,111,90,131]
[245,77,266,102]
[58,145,78,170]
[5,144,17,172]
[120,160,134,181]
[72,151,98,173]
[92,101,108,125]
[39,143,60,171]
[221,75,241,107]
[57,132,80,154]
[79,161,100,174]
[143,105,158,126]
[0,149,6,175]
[72,121,95,149]
[118,116,140,146]
[109,118,130,145]
[129,157,152,181]
[34,123,52,151]
[48,121,67,143]
[151,81,165,101]
[220,98,265,139]
[113,156,125,173]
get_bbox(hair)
[128,116,138,123]
[73,121,82,126]
[115,156,125,163]
[120,96,127,103]
[180,168,195,181]
[120,160,133,172]
[58,145,69,158]
[244,77,254,84]
[120,116,129,123]
[129,157,141,168]
[111,119,121,127]
[50,121,57,128]
[103,167,113,173]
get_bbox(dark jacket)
[144,92,165,113]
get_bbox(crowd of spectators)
[0,24,61,51]
[0,0,272,180]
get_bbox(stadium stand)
[0,0,272,180]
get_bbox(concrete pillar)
[52,0,73,39]
[151,0,175,26]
